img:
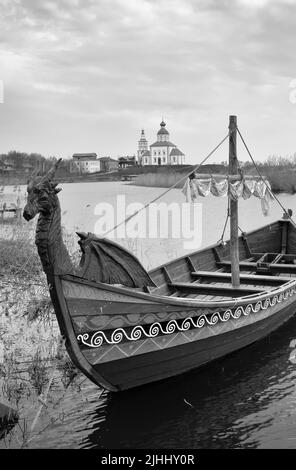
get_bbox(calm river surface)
[4,181,296,448]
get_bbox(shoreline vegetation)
[0,220,89,447]
[1,152,296,193]
[132,161,296,194]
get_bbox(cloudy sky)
[0,0,295,163]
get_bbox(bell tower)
[137,129,148,163]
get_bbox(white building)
[138,121,185,166]
[71,153,101,173]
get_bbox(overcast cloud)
[0,0,295,163]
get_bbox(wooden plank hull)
[93,299,296,390]
[51,219,296,392]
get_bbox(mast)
[229,115,240,288]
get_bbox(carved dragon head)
[23,159,62,221]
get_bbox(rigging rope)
[217,198,230,244]
[236,126,296,229]
[103,132,230,237]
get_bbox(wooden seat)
[217,261,296,275]
[168,282,264,298]
[191,270,289,286]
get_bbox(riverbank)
[0,164,194,186]
[132,166,296,194]
[1,163,296,194]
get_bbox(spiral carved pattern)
[77,286,296,348]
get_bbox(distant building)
[137,129,148,163]
[3,160,16,172]
[99,157,119,173]
[71,153,101,173]
[118,156,137,169]
[138,121,185,166]
[22,162,34,173]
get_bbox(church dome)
[157,121,169,135]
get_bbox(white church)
[137,121,185,166]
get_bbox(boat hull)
[93,300,296,390]
[54,271,296,391]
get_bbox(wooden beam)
[169,282,264,297]
[229,115,240,288]
[162,267,173,284]
[217,261,257,270]
[281,221,288,254]
[217,260,296,274]
[257,253,268,263]
[252,253,296,259]
[212,247,222,262]
[191,270,287,285]
[186,256,197,272]
[273,254,283,264]
[241,233,252,258]
[252,253,296,264]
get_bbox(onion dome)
[157,121,169,135]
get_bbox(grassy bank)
[133,165,296,193]
[134,171,187,188]
[133,164,231,189]
[258,168,296,194]
[0,220,88,448]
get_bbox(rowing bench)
[168,282,264,298]
[217,261,296,275]
[190,270,288,286]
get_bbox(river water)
[47,181,296,268]
[3,181,296,448]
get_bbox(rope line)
[236,126,296,228]
[217,198,230,244]
[102,132,230,237]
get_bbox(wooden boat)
[23,116,296,392]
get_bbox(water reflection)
[83,313,296,449]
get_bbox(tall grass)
[134,171,187,188]
[0,218,84,447]
[134,161,296,194]
[259,168,296,194]
[133,164,230,189]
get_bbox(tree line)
[0,151,72,174]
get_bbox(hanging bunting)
[182,176,274,216]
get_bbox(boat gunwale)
[60,272,296,311]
